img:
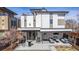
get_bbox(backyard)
[15,39,78,51]
[0,29,78,51]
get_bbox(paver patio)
[14,40,72,51]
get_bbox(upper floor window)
[24,16,27,27]
[34,19,35,22]
[50,14,53,19]
[29,23,31,26]
[50,19,53,24]
[58,19,65,25]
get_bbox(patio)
[14,39,72,51]
[14,41,56,51]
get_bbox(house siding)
[41,14,50,28]
[36,14,41,27]
[20,12,66,29]
[27,16,33,27]
[53,14,65,28]
[21,16,25,27]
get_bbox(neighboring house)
[18,8,72,42]
[0,7,17,31]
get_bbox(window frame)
[58,19,65,25]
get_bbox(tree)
[65,19,77,31]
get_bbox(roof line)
[0,7,17,15]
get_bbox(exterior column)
[27,32,29,40]
[25,32,27,41]
[36,31,42,42]
[31,32,33,40]
[40,32,42,42]
[35,31,37,41]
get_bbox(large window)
[58,19,65,25]
[50,19,53,24]
[33,19,36,27]
[50,14,53,28]
[24,16,27,27]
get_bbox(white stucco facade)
[36,14,41,27]
[18,10,73,42]
[19,10,73,33]
[27,16,33,27]
[41,14,50,28]
[53,14,65,28]
[20,13,65,29]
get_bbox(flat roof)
[17,28,72,32]
[30,9,69,14]
[0,7,17,15]
[33,11,69,14]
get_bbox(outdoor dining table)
[27,40,33,47]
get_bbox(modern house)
[0,7,17,31]
[18,8,72,43]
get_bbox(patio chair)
[52,38,59,43]
[60,38,69,43]
[49,38,54,43]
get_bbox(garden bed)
[55,45,77,51]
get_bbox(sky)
[7,7,79,21]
